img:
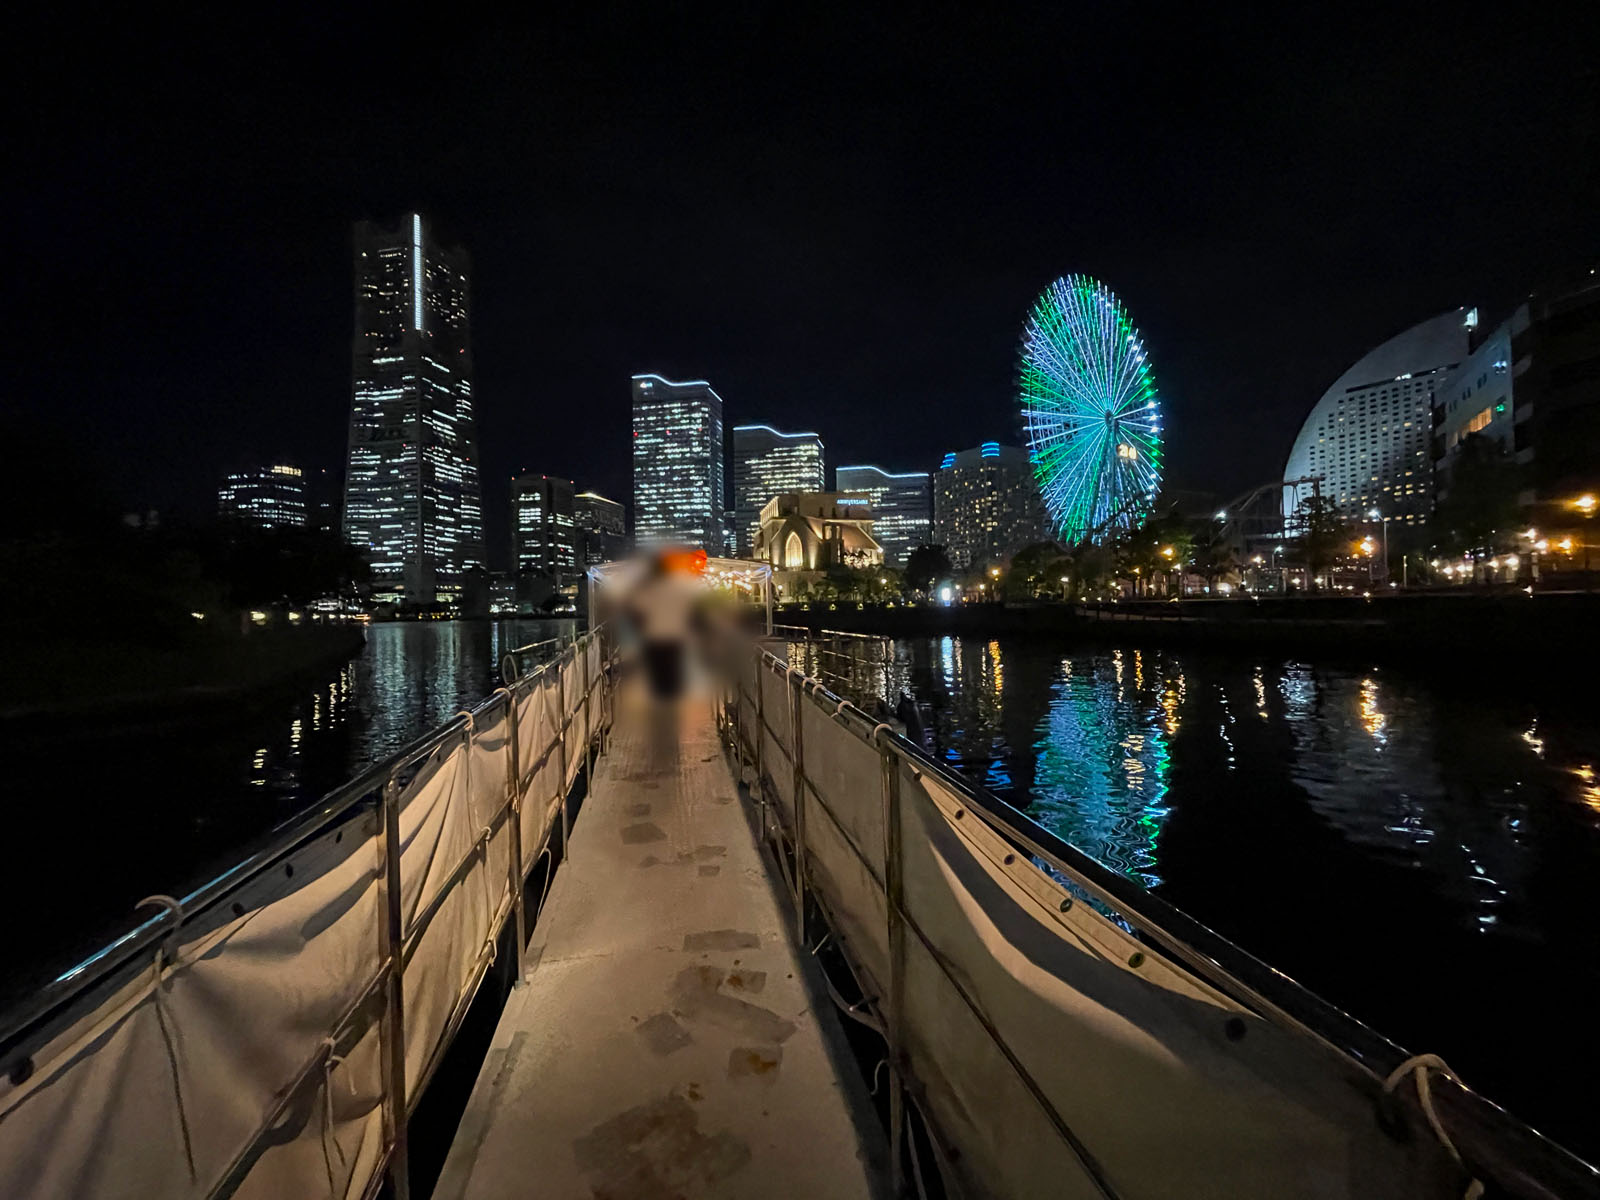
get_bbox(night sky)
[13,9,1596,565]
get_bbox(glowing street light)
[1573,494,1597,583]
[1356,537,1378,583]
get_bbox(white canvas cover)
[0,644,602,1199]
[737,661,1463,1198]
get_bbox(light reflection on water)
[238,620,573,810]
[3,619,577,1012]
[1028,656,1171,888]
[887,640,1600,913]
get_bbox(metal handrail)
[722,636,1599,1198]
[1,697,489,1054]
[499,633,571,683]
[0,626,620,1200]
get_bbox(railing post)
[731,652,745,768]
[377,769,412,1200]
[583,638,595,794]
[755,655,766,802]
[608,626,618,733]
[594,633,606,756]
[500,689,526,983]
[556,650,570,852]
[790,675,807,943]
[880,740,906,1195]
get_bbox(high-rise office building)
[218,464,308,529]
[1433,268,1600,522]
[575,490,628,567]
[343,213,485,603]
[835,464,930,565]
[511,473,578,586]
[1284,310,1469,527]
[732,425,825,555]
[932,443,1047,568]
[632,374,726,553]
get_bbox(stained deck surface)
[435,685,882,1199]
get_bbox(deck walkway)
[435,684,883,1199]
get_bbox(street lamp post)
[1368,509,1390,583]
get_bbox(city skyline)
[12,11,1593,558]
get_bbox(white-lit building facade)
[1283,309,1471,528]
[631,374,726,554]
[754,492,882,593]
[343,213,485,604]
[511,473,578,592]
[218,465,309,529]
[932,443,1047,569]
[732,424,825,556]
[834,465,930,566]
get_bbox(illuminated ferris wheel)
[1018,275,1164,545]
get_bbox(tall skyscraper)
[343,213,485,604]
[1284,309,1469,528]
[732,425,825,555]
[835,464,930,565]
[932,443,1047,568]
[218,464,308,529]
[510,473,577,588]
[631,374,726,553]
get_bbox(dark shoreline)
[0,624,368,735]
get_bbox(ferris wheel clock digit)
[1019,275,1164,545]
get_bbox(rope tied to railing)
[134,894,197,1183]
[1380,1053,1484,1199]
[479,822,501,959]
[319,1035,351,1195]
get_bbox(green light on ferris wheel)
[1017,275,1164,545]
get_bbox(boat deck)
[435,683,884,1199]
